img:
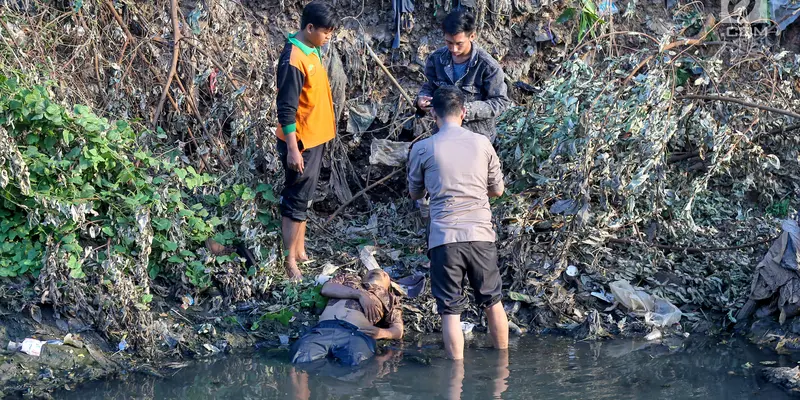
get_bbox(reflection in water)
[59,336,793,400]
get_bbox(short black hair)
[442,10,476,35]
[432,86,465,118]
[300,1,338,30]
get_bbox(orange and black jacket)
[275,33,336,150]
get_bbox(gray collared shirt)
[407,124,505,249]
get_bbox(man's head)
[442,10,476,59]
[431,86,466,127]
[363,269,391,291]
[300,1,337,47]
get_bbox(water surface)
[61,335,793,399]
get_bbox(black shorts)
[289,319,376,366]
[277,139,325,222]
[429,241,502,315]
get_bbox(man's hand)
[287,147,304,174]
[359,291,382,322]
[359,325,386,339]
[417,96,432,112]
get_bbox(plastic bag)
[609,280,682,327]
[645,298,682,327]
[369,139,410,167]
[609,281,654,312]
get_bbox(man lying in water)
[290,269,404,366]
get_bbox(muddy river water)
[59,335,792,399]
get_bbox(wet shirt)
[326,273,403,329]
[407,124,505,249]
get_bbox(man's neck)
[452,42,473,64]
[295,31,317,50]
[437,119,463,130]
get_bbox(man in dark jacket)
[416,9,511,143]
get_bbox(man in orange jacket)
[275,1,337,280]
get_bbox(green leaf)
[153,218,172,231]
[161,240,178,252]
[141,294,154,304]
[241,188,256,201]
[219,192,233,207]
[557,7,577,24]
[508,291,540,304]
[175,168,188,181]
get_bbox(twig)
[364,41,414,105]
[324,168,403,225]
[754,123,800,140]
[152,0,181,128]
[180,37,243,89]
[103,0,135,63]
[623,39,703,84]
[677,95,800,119]
[608,235,776,254]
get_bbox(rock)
[762,367,800,395]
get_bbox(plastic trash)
[359,246,381,271]
[645,298,682,327]
[369,139,410,167]
[772,0,800,30]
[566,265,579,277]
[279,335,290,346]
[315,262,340,285]
[118,338,128,351]
[590,290,615,303]
[645,329,662,341]
[20,338,46,356]
[609,280,682,327]
[609,281,654,313]
[393,274,426,298]
[461,322,475,335]
[598,0,619,16]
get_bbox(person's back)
[410,126,501,250]
[408,86,508,361]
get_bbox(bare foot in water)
[285,261,303,282]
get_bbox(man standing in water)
[407,87,509,360]
[275,1,337,280]
[416,9,510,143]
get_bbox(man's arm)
[276,56,306,171]
[487,140,505,198]
[407,142,427,200]
[417,54,438,100]
[321,279,382,322]
[464,62,511,122]
[361,310,404,340]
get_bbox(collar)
[287,32,321,58]
[440,42,480,68]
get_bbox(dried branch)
[608,235,776,254]
[677,95,800,119]
[152,0,182,129]
[324,168,403,225]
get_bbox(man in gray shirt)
[407,86,509,360]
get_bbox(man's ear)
[460,106,467,120]
[303,23,314,33]
[468,31,477,41]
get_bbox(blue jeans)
[289,320,376,366]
